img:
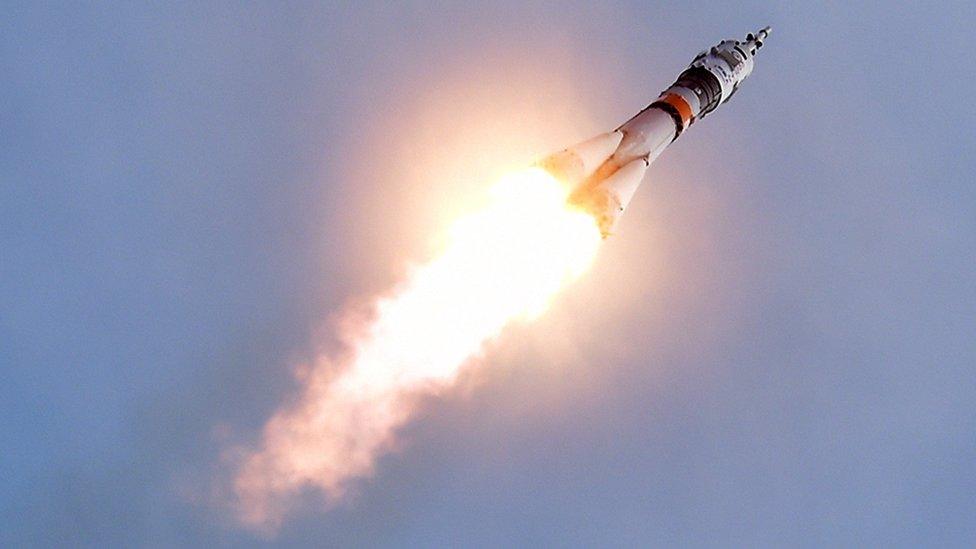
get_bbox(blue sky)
[2,2,974,546]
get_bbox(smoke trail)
[230,167,601,531]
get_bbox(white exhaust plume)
[229,167,602,531]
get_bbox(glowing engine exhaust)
[231,169,602,530]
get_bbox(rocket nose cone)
[750,26,771,49]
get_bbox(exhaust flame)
[231,167,601,531]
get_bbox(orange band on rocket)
[658,93,694,129]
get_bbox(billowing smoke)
[229,167,601,531]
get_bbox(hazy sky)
[2,2,974,546]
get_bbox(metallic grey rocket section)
[662,26,771,122]
[671,66,724,119]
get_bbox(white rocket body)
[542,27,770,237]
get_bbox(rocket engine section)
[543,27,771,237]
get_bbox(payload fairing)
[542,27,771,236]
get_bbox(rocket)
[542,27,771,237]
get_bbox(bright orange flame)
[231,167,601,531]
